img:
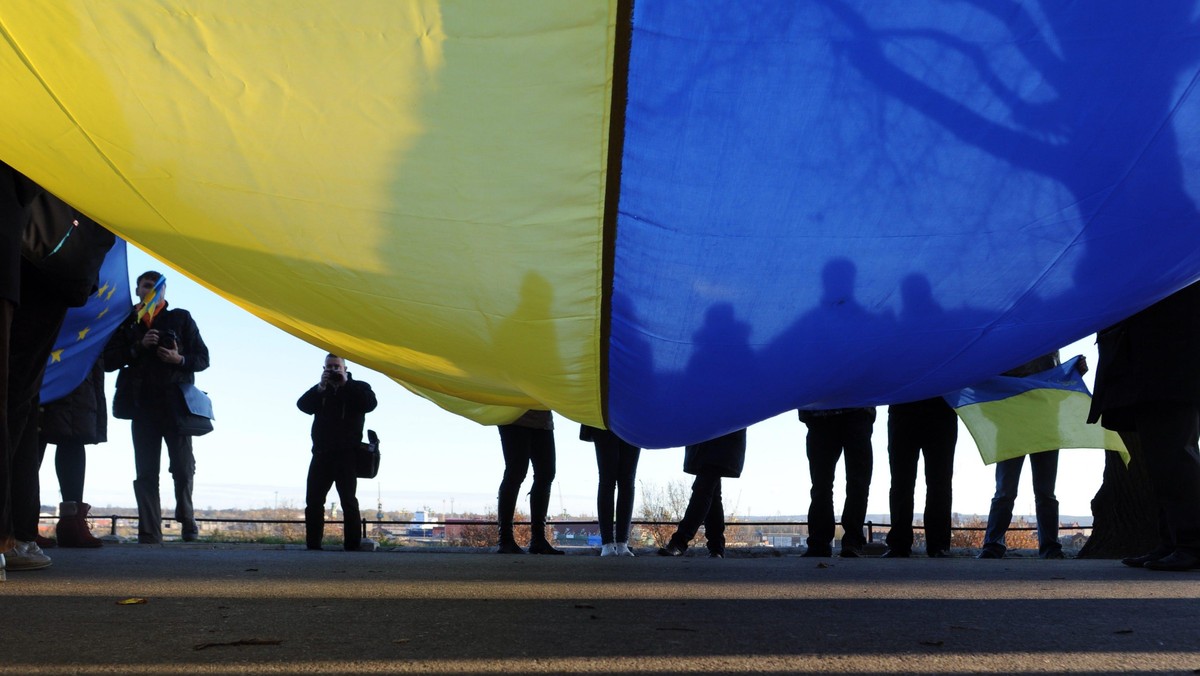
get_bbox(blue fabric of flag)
[608,1,1200,448]
[943,357,1092,409]
[40,239,130,403]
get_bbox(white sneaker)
[614,542,635,557]
[600,543,617,557]
[1,552,6,582]
[5,540,51,571]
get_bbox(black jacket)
[683,428,747,478]
[40,359,108,445]
[1089,281,1200,429]
[104,302,210,421]
[297,375,378,454]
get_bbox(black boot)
[496,487,524,554]
[527,489,563,555]
[132,479,162,544]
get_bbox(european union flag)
[40,239,130,403]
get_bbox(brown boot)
[56,502,103,548]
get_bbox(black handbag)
[356,429,380,479]
[175,383,215,436]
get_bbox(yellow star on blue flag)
[41,239,131,403]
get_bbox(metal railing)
[42,514,1081,544]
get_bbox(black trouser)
[497,424,556,542]
[39,441,86,503]
[132,416,196,543]
[886,404,958,553]
[0,298,11,546]
[7,266,69,542]
[805,410,874,551]
[593,429,641,544]
[1122,402,1200,556]
[305,451,360,550]
[669,470,726,555]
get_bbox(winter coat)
[509,409,553,430]
[104,302,210,421]
[1089,281,1200,430]
[297,374,378,454]
[40,359,107,445]
[683,428,747,478]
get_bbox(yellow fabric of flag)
[0,2,616,425]
[955,388,1130,466]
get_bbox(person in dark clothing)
[104,271,209,544]
[297,353,377,551]
[978,351,1069,560]
[38,359,107,548]
[0,162,30,577]
[1089,282,1200,571]
[5,170,113,571]
[884,397,958,558]
[657,428,747,558]
[496,410,561,554]
[798,408,875,558]
[582,424,641,556]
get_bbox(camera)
[159,329,178,350]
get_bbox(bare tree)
[638,480,689,546]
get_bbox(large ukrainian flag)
[3,3,1200,447]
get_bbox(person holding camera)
[104,271,209,544]
[297,354,377,551]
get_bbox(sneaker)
[614,542,635,557]
[0,552,6,582]
[838,547,861,558]
[708,551,724,559]
[600,543,617,557]
[1042,550,1066,560]
[928,549,952,558]
[976,549,1003,559]
[657,545,684,557]
[801,548,833,558]
[5,540,52,571]
[880,548,911,558]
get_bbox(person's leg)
[1029,450,1063,557]
[496,425,532,550]
[333,456,361,551]
[839,411,874,552]
[9,402,42,543]
[131,419,164,544]
[981,456,1023,556]
[527,428,560,553]
[703,477,726,556]
[593,432,619,545]
[7,269,69,547]
[614,440,641,545]
[804,420,839,555]
[1134,403,1200,563]
[885,413,920,555]
[304,454,335,549]
[52,442,101,547]
[55,442,86,503]
[921,409,958,555]
[668,471,721,552]
[0,297,12,553]
[164,431,197,539]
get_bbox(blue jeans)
[982,450,1062,557]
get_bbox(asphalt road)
[2,544,1198,674]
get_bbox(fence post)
[110,515,118,536]
[866,520,874,543]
